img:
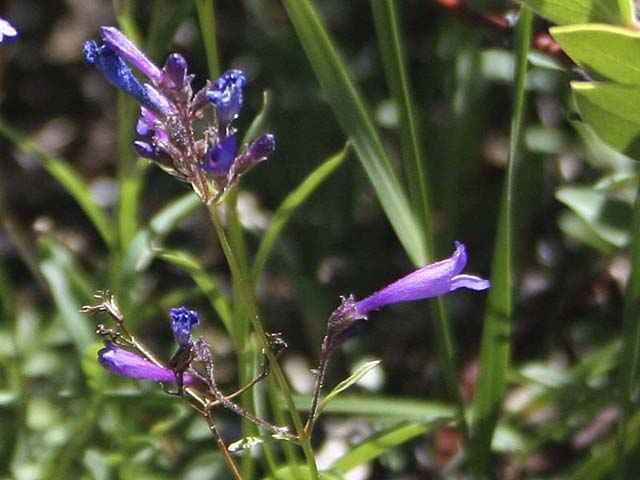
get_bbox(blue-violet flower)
[170,306,200,348]
[98,341,196,384]
[327,242,490,346]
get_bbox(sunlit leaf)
[572,82,640,160]
[520,0,634,26]
[552,24,640,85]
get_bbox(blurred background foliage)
[1,0,639,479]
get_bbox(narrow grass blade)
[615,175,640,477]
[157,249,233,334]
[0,119,114,248]
[370,0,431,237]
[195,0,221,80]
[253,145,349,284]
[319,360,381,414]
[331,422,432,475]
[469,8,532,475]
[292,394,454,422]
[282,0,464,435]
[281,0,426,266]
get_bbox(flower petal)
[100,26,162,82]
[354,242,488,313]
[207,70,246,129]
[83,41,169,114]
[98,342,195,384]
[198,134,238,177]
[169,306,200,347]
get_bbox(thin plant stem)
[305,333,334,434]
[207,204,319,478]
[207,410,244,480]
[616,174,640,478]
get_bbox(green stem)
[195,0,221,80]
[207,205,319,478]
[469,7,532,477]
[616,175,640,478]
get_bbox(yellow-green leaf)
[552,24,640,84]
[572,82,640,159]
[520,0,635,26]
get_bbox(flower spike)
[85,27,275,204]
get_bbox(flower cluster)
[84,27,275,204]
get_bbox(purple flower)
[207,70,247,129]
[0,18,17,42]
[355,242,490,314]
[100,26,162,82]
[199,134,238,177]
[170,306,200,347]
[325,242,489,350]
[83,40,171,115]
[163,53,190,90]
[98,341,196,384]
[231,134,276,178]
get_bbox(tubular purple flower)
[170,306,200,347]
[0,18,17,42]
[83,41,170,115]
[199,134,238,177]
[98,341,196,384]
[207,70,247,129]
[354,242,490,314]
[100,26,162,83]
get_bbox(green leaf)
[551,24,640,85]
[281,0,427,266]
[330,422,432,474]
[556,185,632,247]
[519,0,634,26]
[157,249,233,334]
[319,360,381,413]
[39,242,94,354]
[469,9,533,476]
[0,119,114,248]
[122,193,201,275]
[244,91,272,146]
[370,0,431,237]
[572,82,640,160]
[558,210,616,251]
[292,395,454,422]
[252,145,349,284]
